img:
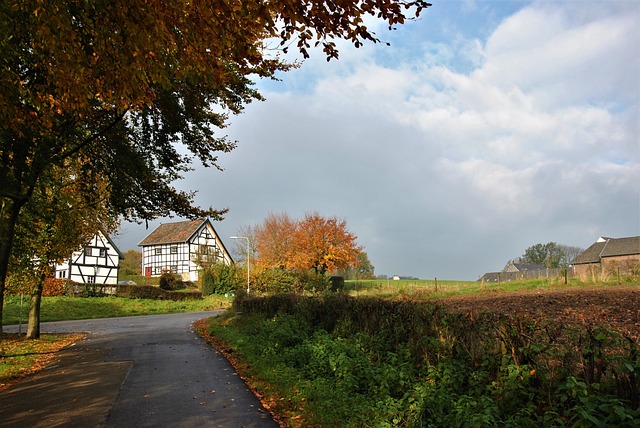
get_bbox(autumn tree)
[254,212,361,278]
[254,213,297,271]
[293,212,361,276]
[0,0,430,329]
[8,161,118,338]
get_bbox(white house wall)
[142,243,191,277]
[141,222,232,282]
[55,232,121,284]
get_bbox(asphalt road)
[1,312,279,427]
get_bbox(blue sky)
[116,0,640,280]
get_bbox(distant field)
[344,276,636,299]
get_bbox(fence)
[480,268,571,283]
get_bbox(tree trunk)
[0,198,24,334]
[26,277,44,339]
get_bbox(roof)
[572,236,640,264]
[102,231,125,260]
[138,219,207,246]
[503,260,546,272]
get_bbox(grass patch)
[2,294,232,326]
[345,277,632,300]
[0,332,85,391]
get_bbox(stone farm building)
[139,218,233,282]
[54,231,124,285]
[572,236,640,280]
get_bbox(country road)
[1,312,278,427]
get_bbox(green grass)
[344,277,633,300]
[118,274,160,286]
[2,294,232,325]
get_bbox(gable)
[138,218,234,263]
[572,236,640,265]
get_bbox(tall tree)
[253,212,362,276]
[230,224,258,267]
[120,250,142,276]
[0,0,430,329]
[334,251,375,280]
[9,161,118,338]
[254,212,297,271]
[558,244,584,268]
[521,242,572,269]
[293,212,361,276]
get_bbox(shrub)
[42,278,66,296]
[198,263,239,295]
[251,268,300,294]
[159,271,184,290]
[115,284,202,300]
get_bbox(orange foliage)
[42,278,66,297]
[254,212,361,275]
[254,213,297,271]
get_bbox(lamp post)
[230,236,250,294]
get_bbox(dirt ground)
[435,285,640,339]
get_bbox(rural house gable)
[55,231,124,285]
[139,218,233,282]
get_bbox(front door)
[145,267,152,277]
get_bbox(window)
[154,266,162,275]
[85,247,106,257]
[170,246,178,254]
[58,271,66,279]
[155,248,162,255]
[170,265,178,273]
[87,276,95,284]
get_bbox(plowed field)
[436,285,640,339]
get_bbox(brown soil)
[434,285,640,339]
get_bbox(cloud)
[116,1,639,280]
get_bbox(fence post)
[434,277,438,293]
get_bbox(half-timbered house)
[55,231,124,284]
[139,218,233,281]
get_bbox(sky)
[114,0,640,281]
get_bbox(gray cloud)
[115,1,639,280]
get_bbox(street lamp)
[230,236,250,294]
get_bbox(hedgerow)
[206,293,639,427]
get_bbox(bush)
[251,268,300,294]
[115,284,202,300]
[250,268,330,294]
[198,263,239,295]
[159,272,184,290]
[43,278,66,296]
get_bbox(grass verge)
[0,332,85,391]
[2,294,232,325]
